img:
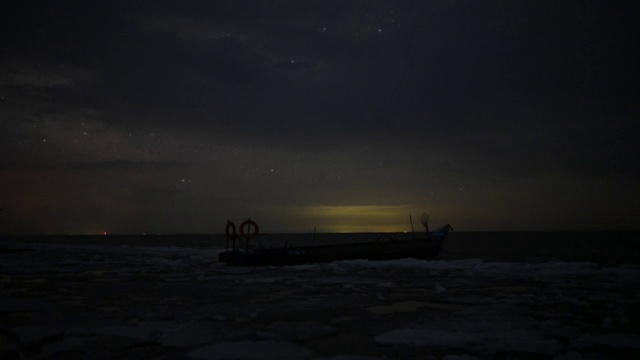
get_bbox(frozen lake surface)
[1,239,640,359]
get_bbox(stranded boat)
[219,217,452,266]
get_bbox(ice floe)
[2,240,639,359]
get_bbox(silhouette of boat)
[219,218,453,266]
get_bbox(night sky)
[1,1,638,234]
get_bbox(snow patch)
[375,328,563,355]
[188,340,312,359]
[570,333,640,350]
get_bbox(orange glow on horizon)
[284,205,434,233]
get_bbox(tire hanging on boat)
[225,220,236,240]
[239,219,259,240]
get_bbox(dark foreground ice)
[1,242,639,359]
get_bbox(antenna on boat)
[421,212,430,240]
[409,212,415,236]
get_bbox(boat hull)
[219,224,452,266]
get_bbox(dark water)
[444,231,640,265]
[2,231,640,359]
[3,231,640,265]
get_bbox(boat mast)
[421,212,430,240]
[409,213,415,236]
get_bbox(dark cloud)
[2,1,638,233]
